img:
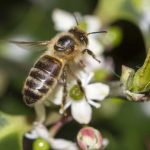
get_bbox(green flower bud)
[121,50,150,101]
[121,65,135,90]
[131,49,150,92]
[33,138,50,150]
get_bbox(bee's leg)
[76,78,84,93]
[34,103,46,123]
[76,77,89,101]
[60,67,68,115]
[82,49,101,63]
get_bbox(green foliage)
[0,112,30,150]
[96,0,140,24]
[121,49,150,93]
[131,49,150,92]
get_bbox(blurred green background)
[0,0,150,150]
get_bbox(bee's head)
[68,14,107,46]
[54,14,106,59]
[54,27,88,59]
[69,27,88,46]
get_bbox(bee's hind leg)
[60,66,68,115]
[34,103,46,124]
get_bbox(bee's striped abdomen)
[23,55,62,106]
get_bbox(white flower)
[51,9,110,124]
[2,36,31,62]
[140,9,150,33]
[52,9,105,72]
[52,9,101,33]
[141,101,150,117]
[52,9,76,32]
[25,122,78,150]
[139,0,150,33]
[53,72,110,124]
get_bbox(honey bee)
[10,24,106,107]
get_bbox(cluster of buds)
[25,123,108,150]
[121,49,150,101]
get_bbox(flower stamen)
[69,85,84,101]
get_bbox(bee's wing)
[9,40,51,51]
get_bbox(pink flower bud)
[77,127,103,150]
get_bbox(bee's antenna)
[73,13,79,26]
[87,30,107,35]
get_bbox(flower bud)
[33,138,51,150]
[77,127,103,150]
[121,49,150,94]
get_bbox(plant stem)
[108,81,125,97]
[49,115,73,137]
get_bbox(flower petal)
[84,15,101,33]
[88,38,104,55]
[88,99,101,108]
[83,54,104,72]
[51,85,63,105]
[50,138,78,150]
[71,100,92,124]
[102,138,109,148]
[52,9,75,31]
[25,130,38,140]
[76,71,93,86]
[34,122,50,141]
[141,101,150,116]
[86,83,109,101]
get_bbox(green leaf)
[95,0,141,24]
[120,65,135,90]
[121,50,150,92]
[120,50,150,101]
[131,49,150,92]
[0,111,30,150]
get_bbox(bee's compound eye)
[55,35,74,52]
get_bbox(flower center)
[69,85,84,101]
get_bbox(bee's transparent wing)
[8,40,51,51]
